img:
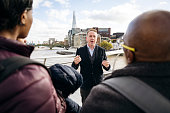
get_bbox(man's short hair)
[87,28,97,34]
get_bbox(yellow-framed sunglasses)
[121,43,135,52]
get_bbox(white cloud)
[27,18,48,43]
[92,0,102,3]
[79,3,141,33]
[130,0,136,4]
[42,1,53,8]
[33,0,44,8]
[47,9,70,21]
[160,1,168,5]
[55,0,70,7]
[27,17,70,43]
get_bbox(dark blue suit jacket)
[72,45,110,90]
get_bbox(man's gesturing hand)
[74,55,81,65]
[102,60,110,68]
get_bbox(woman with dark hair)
[0,0,66,113]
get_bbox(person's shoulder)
[77,45,87,51]
[80,45,87,49]
[19,64,57,104]
[81,83,123,113]
[81,82,140,113]
[0,64,57,113]
[15,64,52,91]
[90,83,119,97]
[23,64,50,78]
[96,45,105,51]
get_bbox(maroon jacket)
[0,37,66,113]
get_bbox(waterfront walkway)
[31,49,126,107]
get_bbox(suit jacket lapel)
[85,45,92,64]
[93,45,98,63]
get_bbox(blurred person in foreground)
[0,0,66,113]
[80,10,170,113]
[72,28,111,103]
[49,64,83,113]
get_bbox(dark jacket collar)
[0,36,34,57]
[106,62,170,79]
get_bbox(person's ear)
[125,49,135,64]
[20,11,27,25]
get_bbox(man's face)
[86,31,97,47]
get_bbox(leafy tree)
[111,39,117,43]
[53,41,65,48]
[100,40,113,51]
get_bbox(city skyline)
[27,0,170,43]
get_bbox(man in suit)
[72,28,111,103]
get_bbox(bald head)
[124,10,170,62]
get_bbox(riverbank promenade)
[31,48,126,107]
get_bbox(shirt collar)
[87,44,95,51]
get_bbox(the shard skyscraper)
[72,11,77,29]
[68,11,80,47]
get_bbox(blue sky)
[27,0,170,43]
